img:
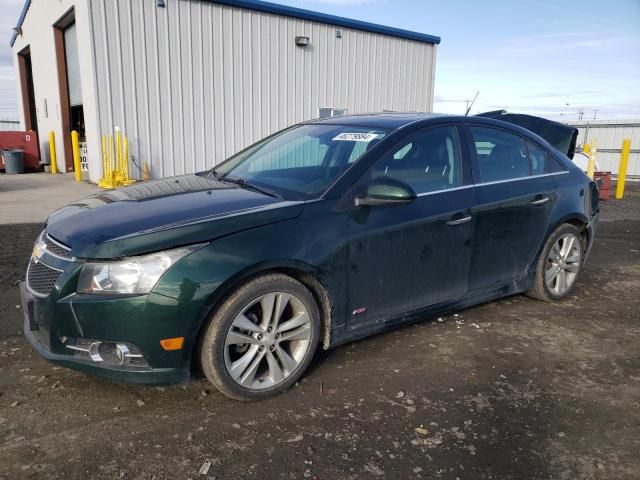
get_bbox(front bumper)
[20,281,198,385]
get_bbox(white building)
[570,119,640,178]
[10,0,440,183]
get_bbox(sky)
[0,0,639,121]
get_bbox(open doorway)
[17,46,38,133]
[54,9,84,173]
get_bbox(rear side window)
[470,126,529,182]
[526,141,549,175]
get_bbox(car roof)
[308,112,557,149]
[307,112,453,129]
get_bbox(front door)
[465,125,557,291]
[347,125,475,327]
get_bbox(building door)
[17,46,38,133]
[54,11,84,173]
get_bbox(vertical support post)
[71,131,82,182]
[615,139,631,200]
[586,141,597,179]
[49,131,58,175]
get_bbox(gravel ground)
[0,184,638,480]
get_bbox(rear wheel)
[199,273,320,401]
[527,223,584,302]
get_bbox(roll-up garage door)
[64,23,83,107]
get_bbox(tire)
[199,273,321,401]
[527,223,584,302]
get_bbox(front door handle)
[530,196,550,206]
[447,215,472,226]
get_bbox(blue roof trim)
[10,0,440,47]
[206,0,441,45]
[9,0,31,47]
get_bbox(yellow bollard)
[583,143,591,155]
[615,139,631,199]
[48,131,58,175]
[123,136,129,179]
[586,141,597,179]
[109,135,114,176]
[71,131,82,182]
[101,135,108,178]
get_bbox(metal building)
[10,0,440,183]
[570,119,640,178]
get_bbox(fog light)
[115,343,131,365]
[65,338,148,367]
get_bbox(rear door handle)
[530,196,550,206]
[447,215,472,226]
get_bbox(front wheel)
[199,273,320,401]
[527,223,584,302]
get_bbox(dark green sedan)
[21,113,599,400]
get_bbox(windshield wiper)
[222,176,283,199]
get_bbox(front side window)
[214,125,387,199]
[370,126,462,194]
[470,126,529,182]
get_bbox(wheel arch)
[194,260,334,359]
[551,213,590,251]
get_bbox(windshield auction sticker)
[333,133,379,142]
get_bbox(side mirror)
[355,176,417,207]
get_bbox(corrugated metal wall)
[0,121,21,131]
[571,120,640,177]
[87,0,436,180]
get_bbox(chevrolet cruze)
[21,113,599,400]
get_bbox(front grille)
[43,233,72,259]
[26,259,63,297]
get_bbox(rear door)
[346,125,475,327]
[464,125,557,292]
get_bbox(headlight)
[77,246,202,295]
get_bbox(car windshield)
[212,124,388,199]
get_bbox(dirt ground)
[1,185,639,480]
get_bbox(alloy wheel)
[545,233,582,295]
[224,292,312,390]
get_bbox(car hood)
[46,174,305,259]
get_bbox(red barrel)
[594,171,612,201]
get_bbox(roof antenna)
[465,91,480,116]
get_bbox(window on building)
[470,127,529,182]
[319,108,347,118]
[370,126,462,194]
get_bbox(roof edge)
[206,0,441,45]
[9,0,31,47]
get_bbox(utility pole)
[578,108,584,121]
[593,109,598,120]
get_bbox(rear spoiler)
[476,110,578,159]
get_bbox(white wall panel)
[85,0,436,181]
[572,120,640,177]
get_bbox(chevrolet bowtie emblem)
[32,242,45,261]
